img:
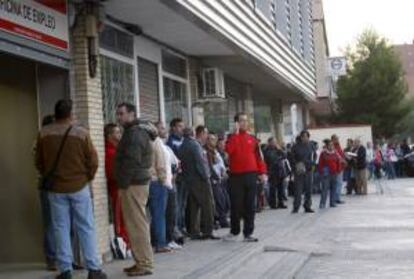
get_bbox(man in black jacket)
[177,126,219,240]
[264,138,288,209]
[354,139,368,195]
[291,131,316,213]
[115,103,157,276]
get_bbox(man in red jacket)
[224,113,267,242]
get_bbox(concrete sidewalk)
[2,178,414,279]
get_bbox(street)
[1,178,413,279]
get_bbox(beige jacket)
[150,137,167,184]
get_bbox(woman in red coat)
[105,124,129,246]
[318,139,341,209]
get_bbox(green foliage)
[336,29,410,138]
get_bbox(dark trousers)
[187,179,214,236]
[268,176,284,208]
[229,173,258,237]
[165,188,177,243]
[212,179,230,225]
[40,190,56,263]
[293,172,313,211]
[176,177,189,232]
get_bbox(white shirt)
[366,148,374,162]
[163,144,178,189]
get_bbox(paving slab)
[2,178,414,279]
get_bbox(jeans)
[212,178,230,225]
[229,173,258,237]
[176,177,189,232]
[320,174,338,208]
[293,172,313,211]
[368,162,375,180]
[40,190,56,263]
[48,185,101,273]
[149,181,168,249]
[335,171,343,202]
[386,161,396,179]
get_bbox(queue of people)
[36,99,412,278]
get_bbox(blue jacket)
[167,133,183,156]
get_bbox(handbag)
[40,126,72,191]
[295,162,306,175]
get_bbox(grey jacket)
[114,119,157,188]
[177,137,210,182]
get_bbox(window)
[162,50,187,78]
[101,56,135,124]
[270,1,277,29]
[100,25,134,58]
[163,77,189,125]
[200,68,226,99]
[203,101,230,134]
[254,105,272,133]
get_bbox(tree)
[335,29,410,138]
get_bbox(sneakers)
[56,271,72,279]
[168,241,183,250]
[87,270,107,279]
[243,236,259,242]
[223,233,238,242]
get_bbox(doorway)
[0,53,42,263]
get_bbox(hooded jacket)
[114,119,157,188]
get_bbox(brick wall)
[71,12,111,261]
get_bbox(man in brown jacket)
[35,100,106,279]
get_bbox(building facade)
[0,0,320,264]
[394,42,414,99]
[309,0,335,123]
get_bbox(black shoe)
[56,271,72,279]
[291,209,299,214]
[201,234,221,240]
[72,263,84,270]
[277,203,288,209]
[219,222,230,228]
[190,234,203,240]
[330,205,337,208]
[46,261,57,271]
[176,236,185,245]
[88,270,107,279]
[304,208,315,213]
[244,236,259,242]
[336,200,345,204]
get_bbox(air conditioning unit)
[200,68,226,99]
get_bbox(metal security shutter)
[138,57,160,122]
